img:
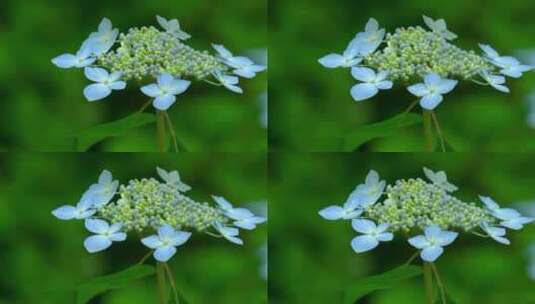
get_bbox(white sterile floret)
[422,167,458,192]
[350,67,392,101]
[211,195,261,227]
[481,71,510,93]
[318,38,363,68]
[213,221,243,245]
[481,223,510,245]
[141,225,192,262]
[407,73,458,110]
[140,73,191,110]
[212,70,243,94]
[156,167,191,192]
[156,15,191,40]
[52,43,96,69]
[84,219,126,253]
[84,17,119,56]
[52,191,96,220]
[408,225,458,262]
[354,18,385,56]
[422,15,457,40]
[212,44,265,78]
[318,190,364,220]
[352,170,386,208]
[83,67,126,102]
[350,219,393,253]
[87,169,119,208]
[479,44,533,78]
[479,196,534,230]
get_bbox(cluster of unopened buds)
[51,168,266,262]
[319,168,533,262]
[52,16,266,111]
[319,16,533,110]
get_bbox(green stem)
[422,111,434,152]
[431,263,447,304]
[163,263,180,304]
[164,112,188,152]
[430,111,446,152]
[156,263,167,304]
[423,263,434,304]
[156,111,167,152]
[404,99,420,114]
[137,251,153,265]
[405,251,419,265]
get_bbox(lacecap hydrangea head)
[319,16,534,110]
[52,168,266,262]
[319,168,534,262]
[52,16,266,111]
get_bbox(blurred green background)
[0,153,267,303]
[0,0,267,152]
[269,0,535,152]
[269,153,535,303]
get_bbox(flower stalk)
[423,263,434,304]
[156,263,167,304]
[423,111,434,151]
[156,111,167,152]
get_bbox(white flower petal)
[318,54,345,68]
[319,205,345,220]
[84,235,112,253]
[376,232,393,242]
[351,67,376,82]
[109,232,127,242]
[141,235,163,249]
[420,246,444,262]
[84,67,109,83]
[140,84,163,98]
[424,225,442,238]
[351,83,379,101]
[437,79,458,94]
[424,73,442,86]
[52,205,77,220]
[437,231,458,246]
[154,246,177,262]
[108,81,126,90]
[376,81,393,90]
[351,235,379,253]
[153,94,177,110]
[157,74,175,87]
[408,235,430,249]
[407,84,429,97]
[85,219,110,234]
[212,195,233,210]
[170,79,191,95]
[352,219,377,234]
[169,231,191,247]
[51,54,77,69]
[419,93,444,110]
[158,225,176,239]
[84,84,112,102]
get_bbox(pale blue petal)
[52,54,77,68]
[76,57,97,68]
[318,206,345,220]
[424,73,441,86]
[223,83,243,94]
[154,246,177,262]
[479,195,500,210]
[376,232,393,241]
[350,83,379,101]
[408,235,430,249]
[493,208,521,220]
[108,71,123,82]
[352,219,377,234]
[157,74,174,86]
[158,225,176,239]
[318,54,345,68]
[153,94,176,110]
[420,246,444,262]
[170,79,191,95]
[225,235,244,245]
[407,84,429,97]
[85,219,110,234]
[169,231,191,247]
[52,205,76,220]
[437,231,458,246]
[233,68,256,78]
[212,195,233,210]
[376,223,390,233]
[351,235,379,253]
[212,44,233,59]
[141,235,163,249]
[84,67,109,82]
[437,79,458,94]
[343,209,363,219]
[108,222,123,233]
[84,84,112,101]
[109,81,126,90]
[351,67,376,82]
[84,235,112,253]
[376,81,393,90]
[141,84,162,98]
[425,225,443,238]
[109,232,127,242]
[98,18,112,33]
[77,209,97,219]
[479,44,499,59]
[419,93,443,110]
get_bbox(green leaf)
[75,113,156,151]
[343,113,422,151]
[343,265,422,304]
[76,264,156,304]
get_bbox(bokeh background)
[269,153,535,303]
[0,153,267,303]
[0,0,267,152]
[269,0,535,151]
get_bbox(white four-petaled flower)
[354,18,385,56]
[422,15,457,40]
[350,67,392,101]
[423,167,458,192]
[87,169,119,208]
[51,43,96,69]
[479,196,534,230]
[156,15,191,40]
[83,67,126,102]
[212,195,265,229]
[318,38,363,69]
[407,73,458,110]
[351,219,393,253]
[212,70,243,94]
[479,44,533,78]
[141,73,191,110]
[481,71,510,93]
[141,225,192,262]
[52,191,96,220]
[212,44,265,78]
[408,225,458,262]
[85,18,119,56]
[84,219,126,253]
[481,223,510,245]
[352,170,386,209]
[156,167,191,192]
[214,221,244,245]
[319,190,364,220]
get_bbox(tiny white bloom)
[211,44,265,78]
[479,196,534,229]
[52,191,96,220]
[407,73,458,110]
[84,219,126,253]
[479,44,533,78]
[479,44,501,61]
[318,38,363,68]
[83,67,126,102]
[211,195,263,229]
[351,170,386,209]
[213,221,243,245]
[212,70,243,94]
[141,225,191,262]
[350,219,393,253]
[87,169,119,208]
[156,15,191,40]
[140,73,191,110]
[480,71,510,93]
[481,223,510,245]
[232,62,266,79]
[350,67,393,101]
[318,190,364,220]
[422,15,457,40]
[51,43,96,69]
[85,17,119,55]
[232,215,267,230]
[156,167,191,192]
[353,18,385,56]
[408,225,458,262]
[423,167,458,192]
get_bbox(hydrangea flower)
[318,39,362,69]
[213,70,243,94]
[83,67,126,102]
[156,15,191,40]
[481,71,510,93]
[51,43,96,69]
[212,44,266,78]
[479,44,534,78]
[141,74,191,110]
[407,73,458,110]
[350,67,392,101]
[320,168,532,262]
[85,18,119,56]
[84,219,126,253]
[408,225,458,262]
[422,15,457,40]
[353,18,385,56]
[53,168,265,260]
[351,219,393,253]
[141,225,191,262]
